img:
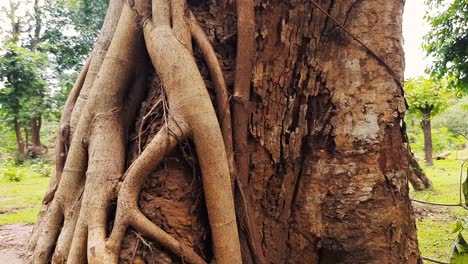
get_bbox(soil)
[0,224,32,264]
[412,202,457,222]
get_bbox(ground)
[0,223,32,263]
[411,151,468,263]
[0,151,466,263]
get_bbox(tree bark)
[421,109,433,165]
[30,116,42,147]
[408,150,432,190]
[14,119,25,162]
[29,0,421,263]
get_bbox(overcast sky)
[402,0,430,79]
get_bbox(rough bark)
[408,150,432,190]
[29,0,421,263]
[421,109,433,165]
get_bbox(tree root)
[140,0,241,260]
[188,12,235,177]
[106,117,206,264]
[28,0,243,263]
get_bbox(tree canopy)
[424,0,468,92]
[0,41,47,123]
[405,76,452,116]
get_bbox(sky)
[402,0,431,79]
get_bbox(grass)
[0,164,49,225]
[410,150,468,263]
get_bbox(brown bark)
[408,150,432,190]
[14,119,26,162]
[29,0,421,263]
[421,109,433,165]
[24,127,28,149]
[30,116,42,148]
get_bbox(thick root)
[69,0,125,136]
[143,0,241,259]
[30,1,243,263]
[107,117,205,264]
[188,12,235,177]
[29,3,142,263]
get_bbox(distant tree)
[424,0,468,92]
[0,0,108,159]
[405,77,452,165]
[0,42,47,161]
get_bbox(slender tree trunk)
[30,116,42,147]
[421,109,433,165]
[24,127,29,149]
[29,1,421,263]
[14,118,25,162]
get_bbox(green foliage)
[26,158,53,177]
[405,77,452,116]
[0,159,26,182]
[0,122,21,156]
[408,127,466,154]
[424,0,468,92]
[39,0,107,72]
[450,220,468,263]
[0,162,49,224]
[433,96,468,139]
[0,41,48,123]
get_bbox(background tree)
[405,77,452,165]
[0,0,108,159]
[28,0,421,263]
[0,41,47,162]
[424,0,468,92]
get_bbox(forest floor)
[0,151,466,263]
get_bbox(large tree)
[28,0,421,263]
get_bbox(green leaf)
[452,220,464,234]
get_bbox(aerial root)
[30,0,244,262]
[188,11,235,177]
[31,201,64,264]
[106,117,206,263]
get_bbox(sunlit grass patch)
[0,165,49,225]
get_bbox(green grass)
[0,165,49,225]
[410,150,468,263]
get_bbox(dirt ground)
[0,224,32,264]
[412,202,457,222]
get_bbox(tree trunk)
[408,150,432,190]
[24,126,29,149]
[421,109,433,165]
[30,116,41,147]
[28,1,421,263]
[29,116,44,157]
[14,118,25,163]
